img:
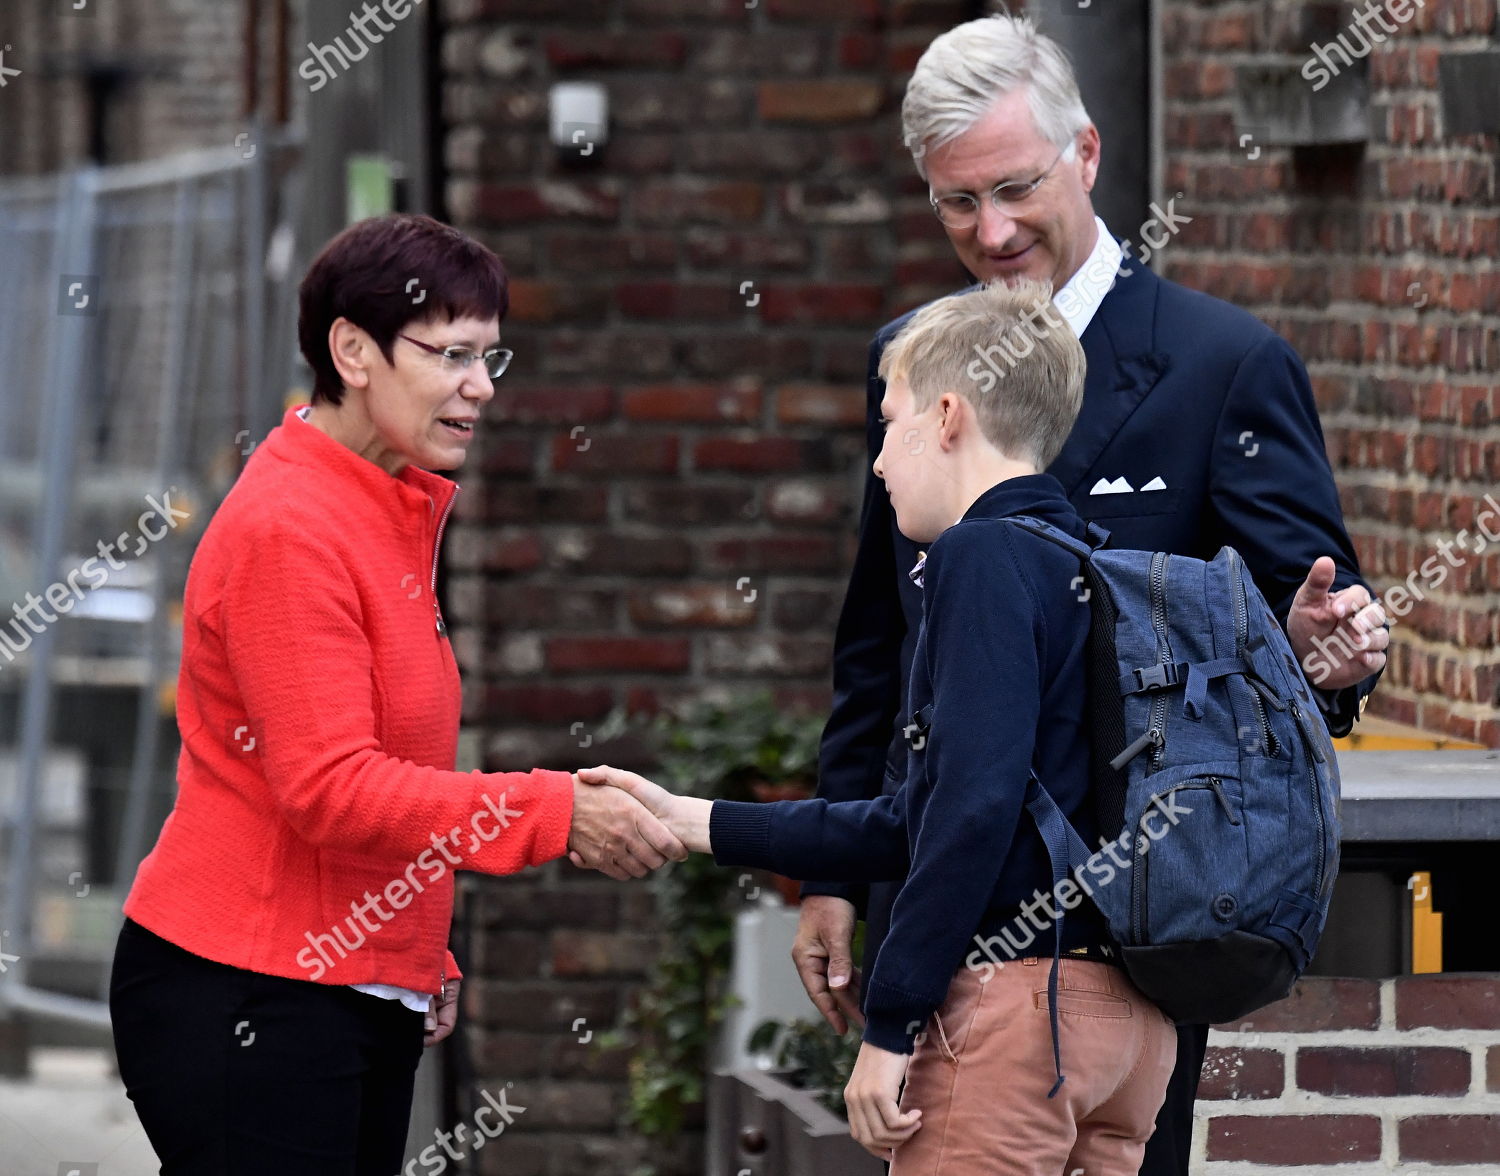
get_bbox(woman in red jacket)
[109,214,683,1175]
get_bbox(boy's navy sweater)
[711,473,1109,1054]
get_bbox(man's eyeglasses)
[399,334,513,380]
[929,140,1077,229]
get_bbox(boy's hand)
[845,1040,921,1158]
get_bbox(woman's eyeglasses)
[928,140,1077,230]
[399,334,513,380]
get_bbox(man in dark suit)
[793,14,1389,1174]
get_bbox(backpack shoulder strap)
[1007,514,1109,563]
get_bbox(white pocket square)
[1089,476,1134,495]
[1140,476,1167,491]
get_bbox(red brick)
[617,282,743,320]
[556,532,693,577]
[479,437,536,478]
[543,31,688,69]
[761,283,884,325]
[546,637,691,673]
[633,179,765,225]
[551,930,660,977]
[758,80,885,124]
[679,335,815,378]
[471,0,610,16]
[479,586,617,630]
[481,531,544,573]
[692,435,834,473]
[683,227,813,269]
[472,183,620,224]
[1214,977,1380,1033]
[480,686,616,725]
[484,485,609,525]
[622,0,748,19]
[766,478,853,524]
[765,0,880,18]
[622,484,759,526]
[550,432,679,475]
[490,385,614,425]
[1297,1046,1471,1097]
[1198,1047,1285,1101]
[1207,1116,1381,1164]
[776,383,865,426]
[627,584,759,628]
[705,534,841,573]
[772,588,842,632]
[837,31,882,67]
[703,634,834,677]
[1401,1115,1500,1164]
[1396,974,1500,1029]
[622,383,762,423]
[504,279,611,325]
[1489,1044,1500,1091]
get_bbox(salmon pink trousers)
[890,956,1177,1176]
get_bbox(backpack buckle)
[904,704,933,750]
[1130,662,1182,692]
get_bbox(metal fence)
[0,129,301,1032]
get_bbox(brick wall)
[437,0,1500,1171]
[1157,0,1500,747]
[1201,975,1500,1171]
[438,1,973,1170]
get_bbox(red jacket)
[124,405,574,993]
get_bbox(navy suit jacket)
[809,259,1377,949]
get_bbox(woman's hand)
[424,976,460,1047]
[844,1040,921,1159]
[573,766,713,856]
[567,772,689,880]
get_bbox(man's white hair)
[902,13,1093,179]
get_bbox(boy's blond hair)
[878,280,1083,470]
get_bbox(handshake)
[565,766,713,881]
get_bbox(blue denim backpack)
[1010,516,1341,1046]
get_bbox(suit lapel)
[1048,264,1171,498]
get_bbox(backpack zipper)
[1146,551,1171,771]
[1290,699,1329,896]
[1109,553,1172,773]
[1134,776,1237,942]
[1228,550,1276,756]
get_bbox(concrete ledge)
[1338,751,1500,841]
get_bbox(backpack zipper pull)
[1109,726,1163,772]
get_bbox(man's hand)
[566,772,688,881]
[574,765,713,855]
[793,895,864,1034]
[845,1040,921,1159]
[1287,556,1389,691]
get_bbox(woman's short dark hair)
[298,214,509,406]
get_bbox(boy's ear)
[936,391,966,448]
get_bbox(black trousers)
[109,917,425,1175]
